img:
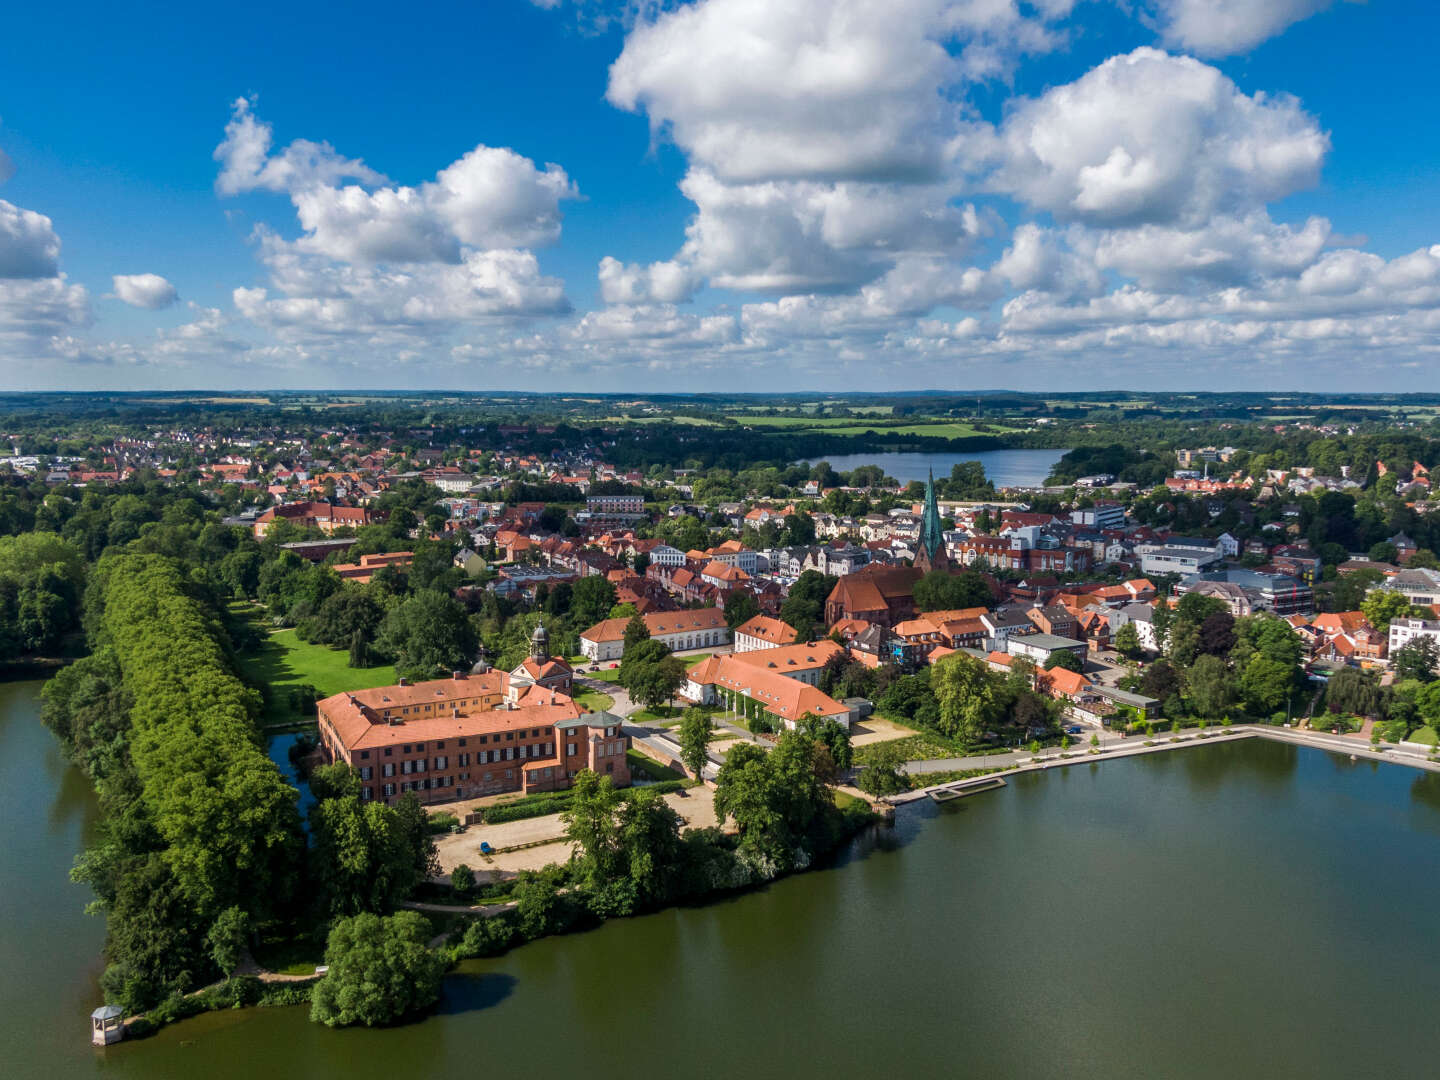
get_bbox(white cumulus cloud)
[1149,0,1335,58]
[0,199,62,279]
[112,273,179,309]
[981,48,1329,229]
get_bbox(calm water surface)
[806,449,1067,488]
[7,677,1440,1078]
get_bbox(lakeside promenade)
[894,724,1440,803]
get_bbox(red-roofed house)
[579,606,730,661]
[682,653,853,729]
[734,614,799,652]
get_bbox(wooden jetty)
[927,774,1007,803]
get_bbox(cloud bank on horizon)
[2,0,1437,391]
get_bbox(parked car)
[1065,725,1082,734]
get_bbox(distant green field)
[733,416,1020,438]
[232,607,398,726]
[596,415,724,427]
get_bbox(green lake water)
[6,676,1440,1078]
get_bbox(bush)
[483,791,577,824]
[428,812,460,835]
[257,981,316,1007]
[309,911,445,1028]
[454,912,519,959]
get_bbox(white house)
[1389,618,1440,662]
[733,614,798,652]
[580,607,730,662]
[649,544,687,567]
[1007,633,1089,668]
[1112,603,1158,652]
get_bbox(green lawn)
[586,666,623,683]
[252,934,324,976]
[1407,726,1438,746]
[573,688,615,713]
[683,652,714,669]
[233,611,398,726]
[630,705,680,724]
[627,749,685,782]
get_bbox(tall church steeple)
[914,467,951,573]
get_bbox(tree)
[309,911,445,1028]
[1047,649,1084,674]
[714,732,835,871]
[375,590,478,677]
[1167,620,1200,668]
[205,906,250,977]
[724,589,760,629]
[618,638,687,712]
[1240,655,1293,717]
[562,770,683,913]
[779,570,837,640]
[856,740,908,796]
[931,653,1004,746]
[1328,567,1382,612]
[1198,611,1237,657]
[1326,667,1383,718]
[450,864,476,897]
[570,575,618,628]
[1362,588,1425,635]
[623,614,651,652]
[1188,654,1235,720]
[1140,659,1182,703]
[1114,622,1142,660]
[615,787,684,907]
[310,795,432,916]
[781,513,816,547]
[1369,541,1399,564]
[796,712,853,771]
[1392,637,1438,683]
[912,570,991,612]
[561,770,624,887]
[309,761,361,802]
[678,707,714,781]
[1151,595,1173,652]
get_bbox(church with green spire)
[913,467,952,574]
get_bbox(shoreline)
[894,724,1440,804]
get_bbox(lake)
[8,677,1440,1078]
[806,448,1068,489]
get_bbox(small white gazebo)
[91,1004,124,1046]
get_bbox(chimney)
[452,670,466,681]
[398,676,408,686]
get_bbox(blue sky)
[2,0,1439,391]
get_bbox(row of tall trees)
[43,554,304,1013]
